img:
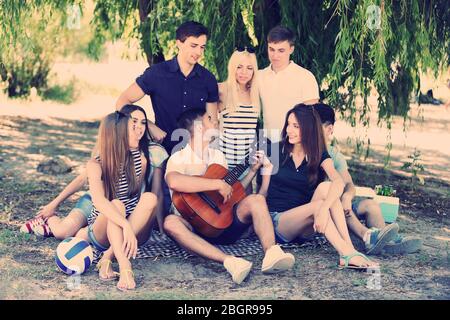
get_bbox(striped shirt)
[219,105,259,168]
[88,148,143,225]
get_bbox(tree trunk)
[253,0,281,67]
[139,0,164,66]
[387,66,413,116]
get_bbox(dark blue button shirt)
[266,142,331,213]
[136,56,219,153]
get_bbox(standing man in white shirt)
[259,26,320,143]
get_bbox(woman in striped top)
[86,106,157,291]
[218,47,260,193]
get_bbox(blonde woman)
[218,47,260,193]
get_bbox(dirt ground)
[0,105,449,300]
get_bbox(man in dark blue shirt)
[115,21,219,154]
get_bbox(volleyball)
[55,237,93,275]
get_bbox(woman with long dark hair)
[20,105,169,242]
[259,104,378,269]
[85,105,157,291]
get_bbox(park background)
[0,1,449,299]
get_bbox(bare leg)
[344,210,369,240]
[75,226,88,241]
[235,194,275,252]
[153,191,167,234]
[163,215,229,263]
[107,193,157,290]
[47,210,87,240]
[329,200,352,245]
[84,209,114,279]
[276,200,324,242]
[105,200,132,289]
[126,192,158,244]
[357,199,385,229]
[97,247,116,280]
[312,182,369,241]
[276,201,377,268]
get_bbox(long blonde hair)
[222,50,260,114]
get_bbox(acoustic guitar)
[172,138,265,238]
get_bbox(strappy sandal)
[338,252,379,271]
[117,269,135,292]
[96,259,118,281]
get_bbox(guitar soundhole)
[198,192,222,214]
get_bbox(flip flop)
[338,252,379,271]
[117,269,135,292]
[96,259,118,281]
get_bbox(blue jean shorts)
[270,211,317,245]
[351,196,366,217]
[88,223,109,252]
[73,192,93,221]
[269,211,291,244]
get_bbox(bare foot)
[117,268,135,291]
[339,252,379,269]
[97,259,117,280]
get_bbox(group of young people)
[21,21,421,291]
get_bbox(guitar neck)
[223,159,250,186]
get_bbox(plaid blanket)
[93,231,327,263]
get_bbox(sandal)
[117,269,135,292]
[96,259,118,281]
[338,252,379,271]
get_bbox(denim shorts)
[73,192,93,221]
[351,196,366,216]
[87,223,109,252]
[269,211,291,244]
[270,211,317,245]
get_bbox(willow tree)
[1,0,449,142]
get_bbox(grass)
[0,229,35,245]
[351,278,367,287]
[41,81,78,104]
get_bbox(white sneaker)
[261,245,295,274]
[223,256,253,285]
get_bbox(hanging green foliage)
[1,0,448,138]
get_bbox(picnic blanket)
[93,231,328,263]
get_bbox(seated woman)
[258,104,379,270]
[218,46,260,194]
[20,105,168,240]
[79,106,158,291]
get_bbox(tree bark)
[139,0,164,66]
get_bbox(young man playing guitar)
[164,108,295,284]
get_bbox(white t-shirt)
[165,144,228,178]
[258,61,319,142]
[165,144,228,215]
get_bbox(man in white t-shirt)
[259,26,320,142]
[164,108,294,284]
